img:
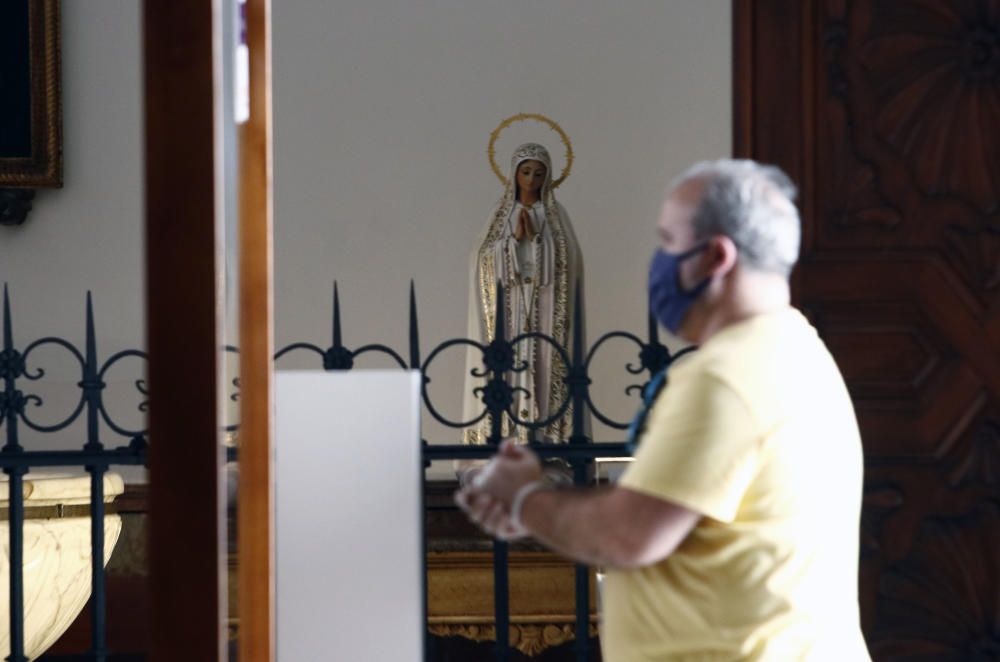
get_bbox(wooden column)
[238,0,276,659]
[144,2,226,661]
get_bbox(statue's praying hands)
[514,207,537,241]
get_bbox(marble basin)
[0,472,124,660]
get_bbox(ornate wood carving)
[816,0,1000,308]
[946,415,1000,488]
[872,503,1000,660]
[427,550,596,622]
[738,0,1000,655]
[429,623,599,658]
[860,484,903,559]
[860,1,1000,215]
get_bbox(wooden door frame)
[238,0,276,660]
[144,1,227,660]
[735,0,828,317]
[145,0,275,658]
[732,0,814,254]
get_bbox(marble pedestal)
[0,472,124,660]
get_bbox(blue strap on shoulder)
[625,368,668,454]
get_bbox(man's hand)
[454,439,544,540]
[454,489,527,541]
[470,439,544,502]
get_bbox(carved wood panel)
[737,0,1000,657]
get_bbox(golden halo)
[487,113,574,189]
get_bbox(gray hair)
[672,159,800,277]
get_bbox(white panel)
[276,370,423,661]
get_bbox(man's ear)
[706,235,739,278]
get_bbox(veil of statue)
[462,114,588,446]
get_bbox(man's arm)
[456,440,701,568]
[515,484,700,568]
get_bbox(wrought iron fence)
[0,287,147,662]
[0,281,691,662]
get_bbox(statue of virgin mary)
[462,142,585,444]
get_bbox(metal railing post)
[5,468,27,662]
[2,287,27,662]
[568,283,592,661]
[83,294,109,661]
[488,282,511,661]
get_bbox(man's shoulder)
[694,307,824,370]
[669,309,831,414]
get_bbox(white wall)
[273,0,732,463]
[0,1,732,480]
[0,2,145,478]
[1,1,142,346]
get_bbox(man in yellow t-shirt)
[456,159,871,661]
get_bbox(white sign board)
[276,371,423,661]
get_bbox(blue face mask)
[648,243,710,334]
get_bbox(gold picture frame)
[0,0,62,189]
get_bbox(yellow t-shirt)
[601,308,870,661]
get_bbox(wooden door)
[736,0,1000,658]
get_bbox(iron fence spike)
[409,280,420,369]
[85,292,97,373]
[333,281,343,348]
[494,280,505,342]
[3,284,12,352]
[572,279,584,365]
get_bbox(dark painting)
[0,2,32,158]
[0,0,62,188]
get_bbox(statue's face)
[515,160,547,196]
